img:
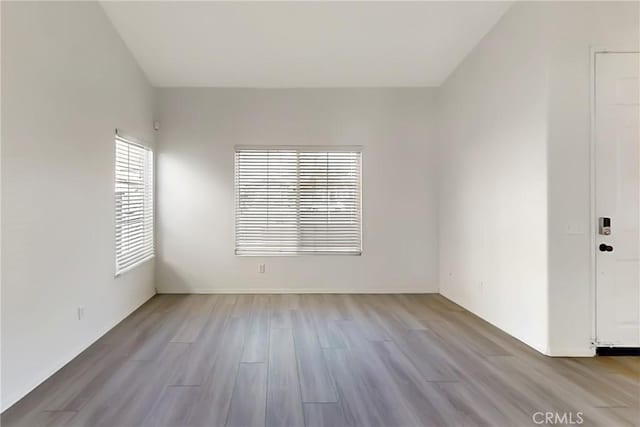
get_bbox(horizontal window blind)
[115,135,154,275]
[235,146,362,255]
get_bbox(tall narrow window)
[235,146,362,255]
[115,133,154,275]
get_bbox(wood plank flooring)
[2,294,638,427]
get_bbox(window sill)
[115,255,155,277]
[235,252,362,257]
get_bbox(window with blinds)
[235,146,362,255]
[115,134,154,275]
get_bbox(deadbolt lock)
[599,217,611,235]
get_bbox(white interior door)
[595,52,640,347]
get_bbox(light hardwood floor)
[2,294,638,427]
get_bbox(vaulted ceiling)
[101,1,511,87]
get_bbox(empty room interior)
[1,1,639,426]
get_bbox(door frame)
[589,48,640,347]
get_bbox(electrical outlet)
[259,263,266,273]
[77,306,85,320]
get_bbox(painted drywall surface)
[437,2,550,354]
[545,1,640,356]
[101,1,511,88]
[1,2,155,410]
[437,1,639,356]
[156,88,438,293]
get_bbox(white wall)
[1,1,156,410]
[437,1,639,356]
[437,2,550,354]
[545,1,639,356]
[156,88,438,293]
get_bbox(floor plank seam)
[3,294,638,427]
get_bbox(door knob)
[599,243,614,252]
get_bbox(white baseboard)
[157,288,437,294]
[1,291,156,413]
[545,348,596,357]
[438,292,552,357]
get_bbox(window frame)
[234,145,363,256]
[114,131,155,276]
